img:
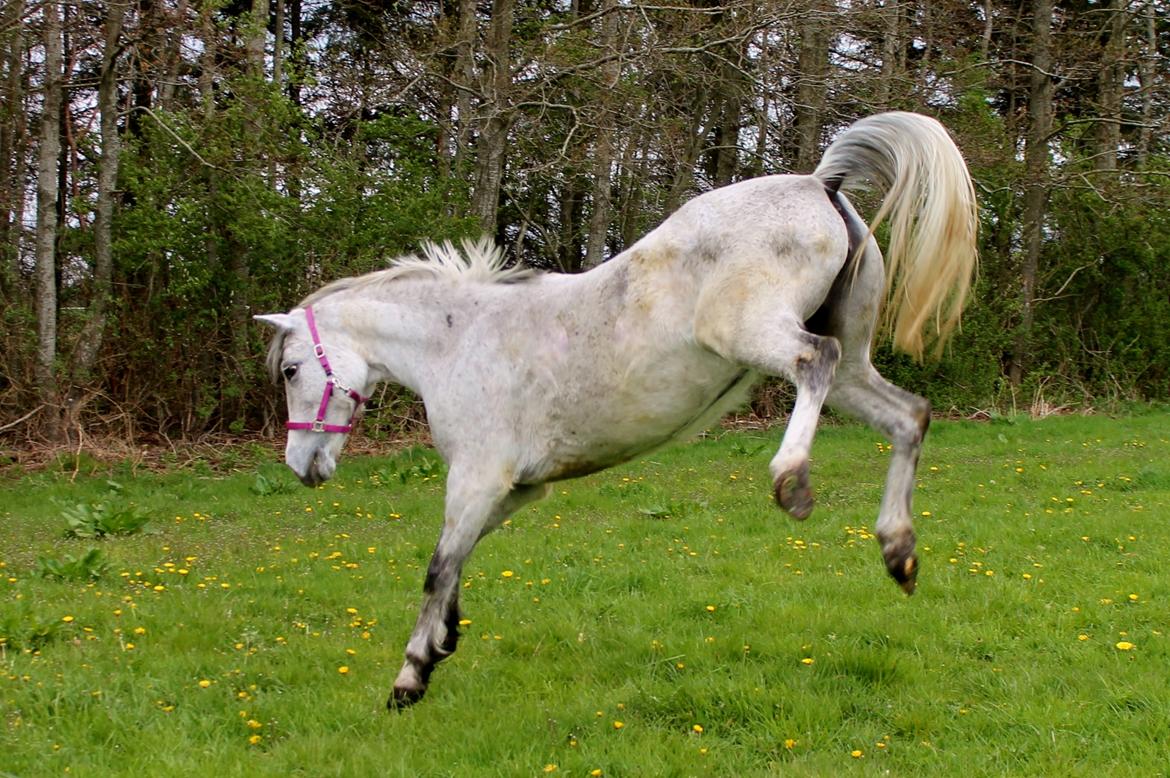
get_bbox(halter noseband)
[285,305,369,434]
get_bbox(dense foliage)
[1,1,1168,445]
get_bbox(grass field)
[2,410,1169,776]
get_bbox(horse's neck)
[333,261,642,395]
[332,286,457,396]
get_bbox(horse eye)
[282,364,299,381]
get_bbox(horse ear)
[253,313,296,331]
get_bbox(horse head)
[255,306,371,487]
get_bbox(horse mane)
[266,238,534,384]
[301,237,535,308]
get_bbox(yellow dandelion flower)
[248,735,262,745]
[133,627,146,635]
[542,765,557,774]
[501,570,514,578]
[247,719,263,730]
[1078,634,1089,641]
[613,720,624,730]
[590,770,603,777]
[198,679,212,688]
[801,657,814,665]
[1115,641,1135,651]
[692,724,704,734]
[784,739,797,749]
[851,749,864,758]
[62,616,74,623]
[338,665,350,674]
[705,605,716,612]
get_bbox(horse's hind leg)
[389,471,549,708]
[696,309,840,520]
[815,228,929,593]
[828,368,930,594]
[767,327,841,519]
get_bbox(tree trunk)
[453,0,478,178]
[248,0,269,76]
[584,0,618,268]
[663,99,708,215]
[981,0,993,62]
[35,0,64,440]
[750,35,770,178]
[158,0,190,109]
[794,1,830,172]
[128,0,155,140]
[288,0,303,105]
[273,0,284,87]
[709,49,745,187]
[471,0,514,231]
[70,0,126,389]
[877,0,902,109]
[1093,0,1125,172]
[0,0,27,291]
[1010,0,1053,387]
[1136,1,1155,167]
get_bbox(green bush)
[59,499,152,539]
[37,547,110,581]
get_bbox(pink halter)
[285,305,369,434]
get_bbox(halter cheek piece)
[285,305,369,434]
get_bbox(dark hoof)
[774,464,813,521]
[387,685,426,710]
[884,548,919,595]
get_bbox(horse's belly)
[520,362,751,483]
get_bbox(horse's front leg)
[389,478,549,709]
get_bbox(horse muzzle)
[287,441,337,487]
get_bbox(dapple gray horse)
[256,111,978,708]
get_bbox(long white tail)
[814,112,978,360]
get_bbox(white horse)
[256,112,978,708]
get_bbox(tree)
[1009,0,1054,388]
[69,0,127,398]
[34,0,64,441]
[471,0,516,231]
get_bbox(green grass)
[3,413,1170,776]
